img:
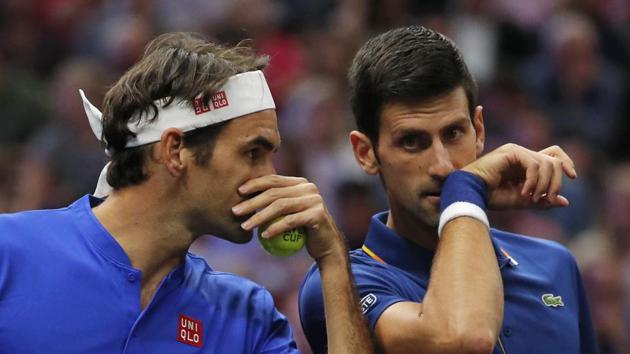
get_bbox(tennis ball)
[258,217,306,256]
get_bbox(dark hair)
[101,32,269,189]
[348,25,477,144]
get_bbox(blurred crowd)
[0,0,629,352]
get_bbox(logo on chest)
[177,314,203,347]
[541,293,564,307]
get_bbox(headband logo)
[192,97,211,115]
[212,91,229,108]
[191,91,229,115]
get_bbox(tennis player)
[0,32,373,353]
[299,25,597,354]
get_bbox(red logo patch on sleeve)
[192,97,211,115]
[177,314,203,347]
[211,91,229,109]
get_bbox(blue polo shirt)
[299,212,597,354]
[0,195,298,353]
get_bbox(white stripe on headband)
[79,70,276,151]
[81,70,276,198]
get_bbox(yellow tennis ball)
[258,217,306,256]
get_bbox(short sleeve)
[299,261,415,354]
[351,264,411,331]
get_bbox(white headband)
[81,70,276,197]
[80,70,275,150]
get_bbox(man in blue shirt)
[299,25,597,354]
[0,32,373,353]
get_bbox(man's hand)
[233,175,375,354]
[232,175,344,261]
[462,144,577,209]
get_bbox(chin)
[421,214,440,228]
[232,234,253,244]
[417,207,440,227]
[227,228,254,244]
[212,225,254,244]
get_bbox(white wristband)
[438,201,490,238]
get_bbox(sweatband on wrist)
[438,202,490,237]
[440,170,488,212]
[438,170,490,237]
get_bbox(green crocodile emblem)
[541,293,564,307]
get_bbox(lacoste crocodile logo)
[541,293,564,307]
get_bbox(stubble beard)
[417,202,440,228]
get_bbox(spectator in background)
[523,11,626,154]
[11,59,112,211]
[0,54,49,148]
[334,180,382,250]
[571,163,630,353]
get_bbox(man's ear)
[158,128,187,177]
[473,105,485,156]
[349,130,379,175]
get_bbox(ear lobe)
[473,106,485,156]
[159,128,186,177]
[349,131,379,175]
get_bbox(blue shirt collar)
[70,194,188,287]
[362,211,513,275]
[71,194,132,266]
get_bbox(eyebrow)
[394,117,470,135]
[440,117,471,131]
[246,136,279,152]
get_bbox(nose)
[254,158,277,179]
[427,140,454,181]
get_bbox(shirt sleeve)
[351,264,411,331]
[299,261,415,354]
[255,286,300,354]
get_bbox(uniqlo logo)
[177,314,203,347]
[211,91,229,109]
[192,97,211,115]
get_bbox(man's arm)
[234,175,374,354]
[374,199,502,354]
[315,227,373,353]
[374,144,577,354]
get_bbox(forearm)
[317,247,374,354]
[422,217,503,352]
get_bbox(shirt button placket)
[127,272,137,283]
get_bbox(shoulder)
[186,253,277,310]
[299,248,411,322]
[0,206,76,249]
[185,254,297,353]
[0,196,90,235]
[0,207,71,229]
[491,228,579,270]
[491,229,571,256]
[300,248,393,299]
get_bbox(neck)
[92,183,194,287]
[385,207,438,251]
